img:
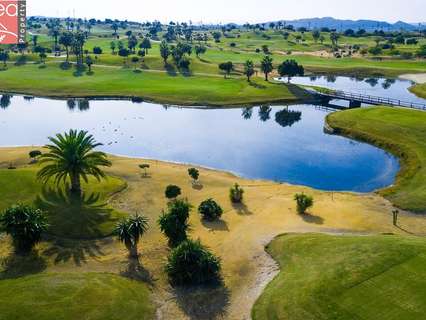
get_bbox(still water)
[0,93,399,192]
[288,75,425,105]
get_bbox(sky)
[29,0,426,24]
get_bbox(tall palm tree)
[37,130,112,194]
[115,215,149,258]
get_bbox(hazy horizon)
[30,0,426,24]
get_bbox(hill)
[267,17,420,31]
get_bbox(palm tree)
[260,55,273,81]
[115,214,149,258]
[330,32,340,47]
[243,60,255,82]
[37,130,112,194]
[0,204,49,254]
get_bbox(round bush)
[165,185,181,200]
[198,199,223,221]
[294,193,314,214]
[166,239,221,285]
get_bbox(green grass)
[327,107,426,213]
[0,63,306,106]
[409,83,426,99]
[0,273,154,320]
[0,165,127,238]
[252,233,426,320]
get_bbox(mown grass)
[0,164,127,238]
[0,273,154,320]
[252,233,426,320]
[409,83,426,99]
[0,63,307,106]
[327,107,426,213]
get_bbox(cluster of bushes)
[155,171,246,285]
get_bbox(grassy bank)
[0,273,154,320]
[409,83,426,99]
[0,63,308,106]
[0,162,127,238]
[252,233,426,320]
[327,107,426,213]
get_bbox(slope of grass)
[327,107,426,213]
[409,83,426,99]
[0,63,307,106]
[252,233,426,320]
[0,273,154,320]
[0,165,127,238]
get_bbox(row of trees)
[219,57,304,82]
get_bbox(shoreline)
[326,107,426,214]
[0,90,314,109]
[0,144,396,196]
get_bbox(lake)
[283,75,425,107]
[0,89,401,192]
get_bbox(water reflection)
[0,96,399,191]
[66,99,90,112]
[365,78,379,87]
[67,99,76,110]
[275,108,302,128]
[0,94,12,109]
[326,75,337,83]
[382,79,396,90]
[78,99,90,111]
[258,106,272,122]
[241,107,253,120]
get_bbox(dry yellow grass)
[1,147,426,319]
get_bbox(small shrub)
[198,199,223,221]
[139,163,150,176]
[158,199,192,247]
[0,204,48,253]
[229,183,244,203]
[294,193,314,214]
[29,150,42,161]
[188,167,199,183]
[166,239,221,285]
[165,185,181,200]
[93,46,103,55]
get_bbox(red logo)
[0,0,26,44]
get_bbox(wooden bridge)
[308,89,426,110]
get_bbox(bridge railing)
[316,89,426,110]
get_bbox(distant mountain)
[266,17,421,31]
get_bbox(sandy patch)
[399,73,426,84]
